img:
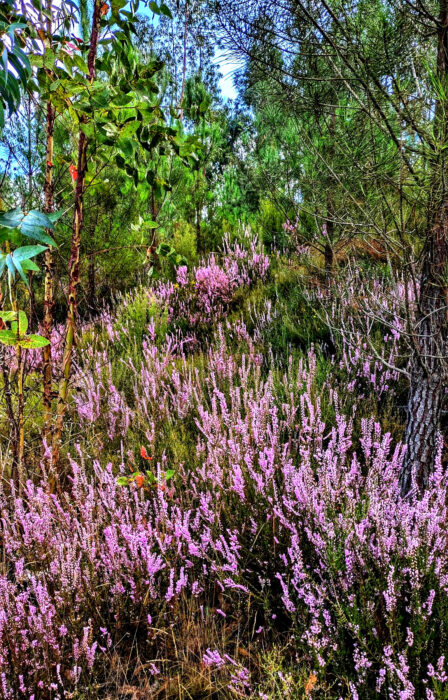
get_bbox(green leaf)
[0,208,55,245]
[149,1,160,13]
[13,245,47,261]
[17,334,50,348]
[80,122,95,139]
[0,207,22,229]
[117,137,135,158]
[0,313,47,348]
[165,469,174,481]
[120,120,140,138]
[47,210,63,223]
[160,3,172,18]
[29,54,44,68]
[115,154,126,168]
[22,209,55,230]
[20,259,40,272]
[0,312,17,323]
[91,88,110,109]
[0,310,27,334]
[5,253,15,279]
[49,79,62,92]
[72,54,89,75]
[20,228,55,247]
[0,330,19,346]
[111,92,134,107]
[11,256,28,286]
[111,0,127,13]
[116,476,129,486]
[157,243,173,256]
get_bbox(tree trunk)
[400,364,444,495]
[400,205,448,495]
[400,1,448,495]
[42,10,56,454]
[51,0,102,469]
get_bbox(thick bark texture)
[400,206,448,495]
[401,365,444,495]
[400,2,448,495]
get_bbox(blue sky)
[213,52,238,101]
[138,5,239,101]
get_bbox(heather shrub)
[2,301,448,697]
[1,240,447,698]
[152,231,269,343]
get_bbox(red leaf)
[135,474,144,488]
[100,3,109,15]
[140,446,152,461]
[69,164,78,182]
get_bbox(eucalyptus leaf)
[11,256,28,286]
[160,3,172,18]
[0,329,19,346]
[18,259,40,272]
[0,208,56,245]
[0,310,28,334]
[13,245,47,261]
[17,334,50,349]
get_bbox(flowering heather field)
[0,234,445,700]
